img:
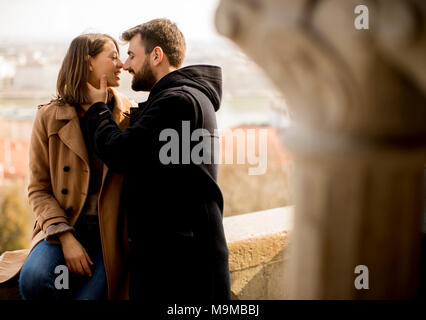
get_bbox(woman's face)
[89,39,123,88]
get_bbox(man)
[82,19,231,301]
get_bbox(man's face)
[123,34,157,92]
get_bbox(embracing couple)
[0,19,231,301]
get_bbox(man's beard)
[131,60,157,92]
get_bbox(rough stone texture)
[216,0,426,299]
[224,206,293,299]
[230,265,267,300]
[264,259,291,299]
[224,206,293,274]
[228,233,287,271]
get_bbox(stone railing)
[224,206,294,299]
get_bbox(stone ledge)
[223,206,294,299]
[0,252,22,300]
[0,206,295,300]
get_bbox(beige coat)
[0,88,133,300]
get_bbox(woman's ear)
[88,55,94,72]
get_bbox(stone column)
[215,0,426,299]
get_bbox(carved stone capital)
[216,0,426,299]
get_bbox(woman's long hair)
[55,33,119,106]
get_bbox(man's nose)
[123,58,130,71]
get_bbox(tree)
[0,186,33,254]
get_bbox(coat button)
[63,166,70,172]
[61,188,68,195]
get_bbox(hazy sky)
[0,0,222,42]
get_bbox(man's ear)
[151,46,164,66]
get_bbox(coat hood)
[148,65,223,111]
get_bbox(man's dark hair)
[121,18,186,68]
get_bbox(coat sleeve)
[28,107,69,232]
[82,93,196,173]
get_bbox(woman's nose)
[117,58,124,69]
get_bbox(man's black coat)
[83,65,231,300]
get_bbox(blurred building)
[0,56,15,88]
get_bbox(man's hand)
[59,231,94,277]
[82,74,108,112]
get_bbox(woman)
[0,33,133,300]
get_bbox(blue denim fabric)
[19,240,107,300]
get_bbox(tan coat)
[0,88,133,300]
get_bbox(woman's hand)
[58,231,94,277]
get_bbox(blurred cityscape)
[0,39,290,122]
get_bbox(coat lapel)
[57,105,89,167]
[56,91,131,188]
[100,88,132,185]
[110,87,132,130]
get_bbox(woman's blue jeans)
[19,239,107,300]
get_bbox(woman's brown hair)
[55,33,119,106]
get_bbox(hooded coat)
[82,65,231,301]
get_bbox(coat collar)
[58,115,89,167]
[109,87,132,129]
[55,102,78,121]
[55,87,132,173]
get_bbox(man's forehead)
[128,34,144,51]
